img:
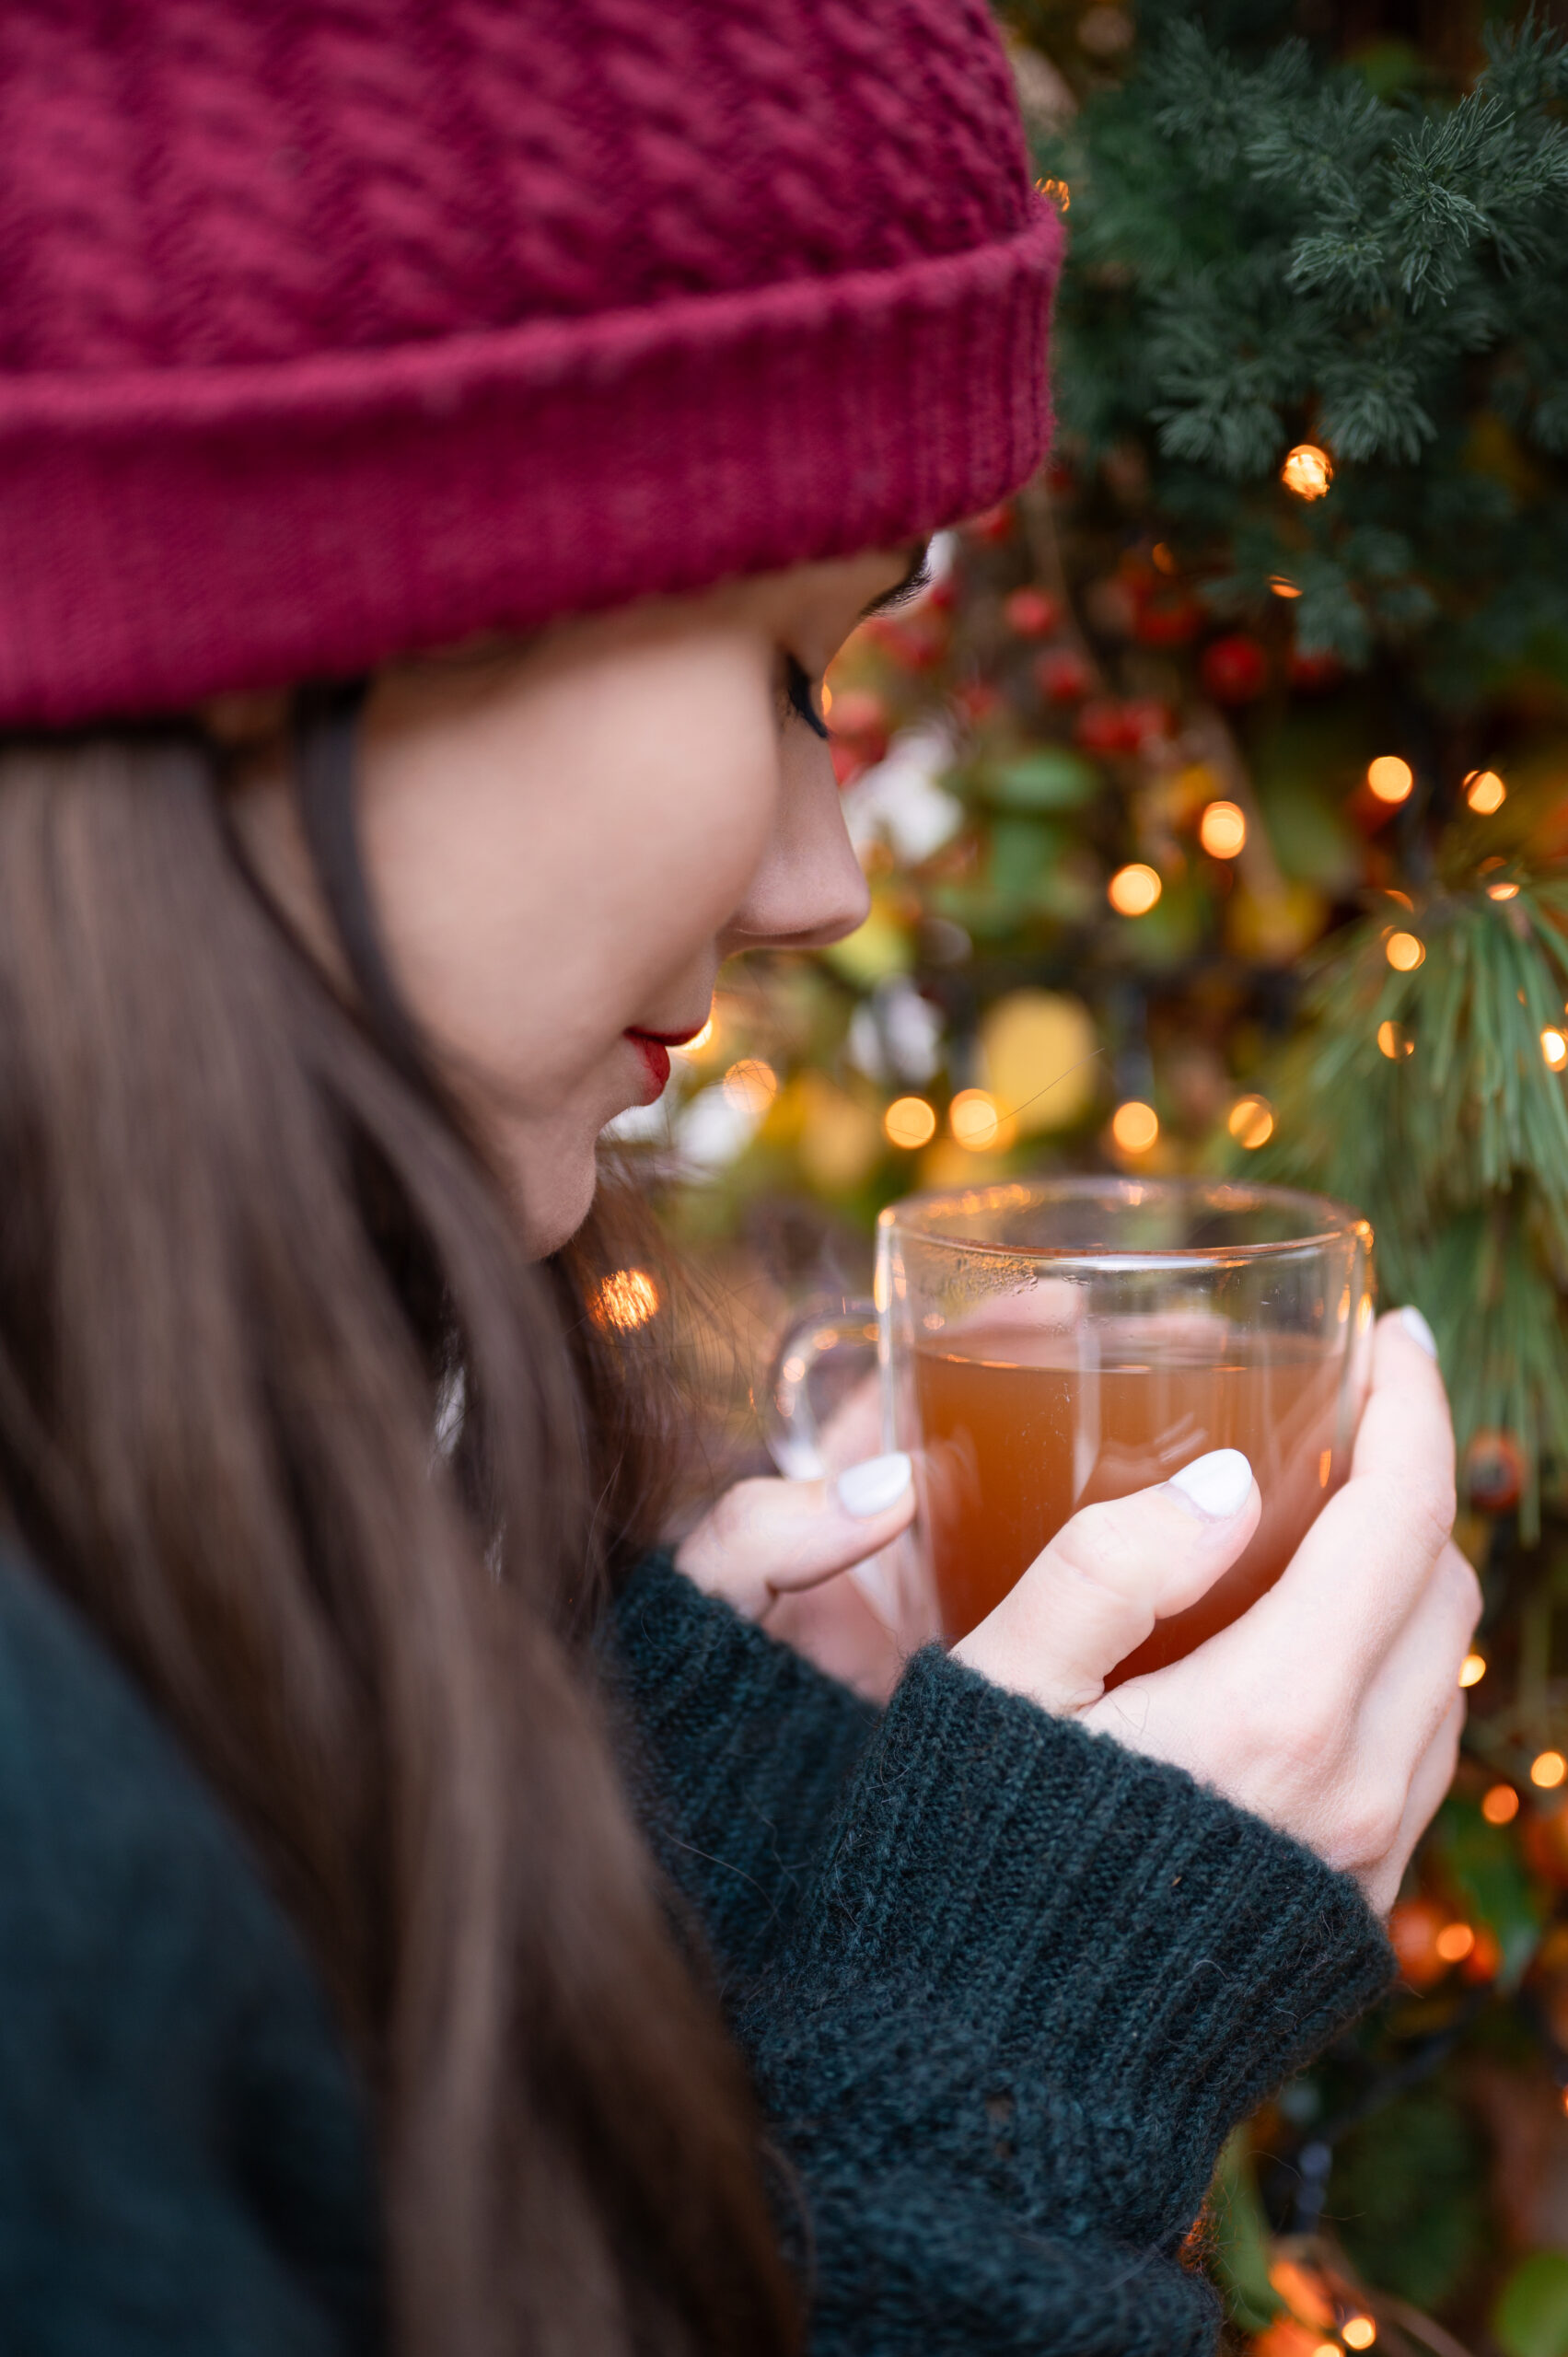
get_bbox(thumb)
[675,1454,916,1620]
[952,1449,1260,1715]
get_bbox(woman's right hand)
[953,1308,1480,1916]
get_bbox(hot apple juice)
[912,1322,1345,1680]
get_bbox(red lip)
[625,1032,671,1100]
[626,1022,707,1048]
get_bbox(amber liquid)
[912,1324,1346,1680]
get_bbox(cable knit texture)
[0,0,1063,727]
[0,1539,1390,2352]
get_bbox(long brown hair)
[0,726,799,2355]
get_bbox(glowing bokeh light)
[1482,1783,1520,1825]
[1544,1030,1568,1072]
[1376,1020,1413,1059]
[1199,800,1248,858]
[1108,863,1162,916]
[1227,1095,1274,1149]
[592,1269,660,1332]
[950,1089,1002,1150]
[1111,1100,1159,1155]
[884,1095,937,1150]
[1459,1652,1487,1688]
[1465,768,1506,814]
[1488,879,1520,901]
[1269,576,1301,598]
[1367,755,1413,805]
[1386,932,1425,971]
[1281,443,1333,499]
[1343,2319,1377,2351]
[1532,1750,1567,1790]
[723,1057,778,1114]
[1436,1922,1475,1963]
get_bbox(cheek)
[360,660,779,1104]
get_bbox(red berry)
[1133,592,1202,648]
[951,679,1003,724]
[1003,586,1062,637]
[966,502,1014,543]
[1466,1428,1523,1515]
[1287,645,1343,691]
[863,612,945,670]
[1034,646,1092,703]
[1200,633,1269,703]
[1119,697,1172,750]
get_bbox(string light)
[1436,1922,1476,1964]
[884,1095,936,1149]
[1367,755,1413,805]
[591,1269,660,1331]
[1544,1029,1568,1072]
[1270,575,1301,598]
[723,1058,778,1113]
[1459,1651,1487,1688]
[1531,1750,1567,1790]
[1227,1095,1274,1148]
[1111,1100,1159,1154]
[1386,932,1425,971]
[1376,1020,1413,1059]
[1281,443,1333,499]
[1482,1783,1520,1825]
[1465,768,1506,813]
[950,1088,1002,1150]
[1199,800,1248,857]
[1488,879,1520,901]
[1108,863,1162,915]
[1343,2319,1377,2351]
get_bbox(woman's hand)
[675,1374,918,1701]
[955,1309,1480,1915]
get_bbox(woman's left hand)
[674,1378,916,1699]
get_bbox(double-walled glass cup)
[769,1178,1374,1679]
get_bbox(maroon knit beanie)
[0,2,1063,728]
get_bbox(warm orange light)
[1376,1020,1413,1059]
[1545,1030,1568,1072]
[1532,1750,1568,1790]
[1482,1783,1520,1825]
[1152,541,1179,575]
[1367,755,1414,805]
[1035,176,1071,211]
[676,1014,714,1056]
[723,1057,778,1113]
[1488,880,1520,901]
[1108,863,1162,916]
[1436,1922,1476,1964]
[1281,443,1333,500]
[1199,800,1248,858]
[884,1095,937,1149]
[1386,932,1425,971]
[1465,768,1506,814]
[1343,2319,1377,2351]
[1111,1100,1159,1155]
[592,1268,660,1332]
[1270,575,1301,598]
[950,1088,1002,1150]
[1227,1095,1274,1148]
[1459,1651,1487,1688]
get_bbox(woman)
[0,3,1476,2352]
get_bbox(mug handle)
[761,1303,882,1480]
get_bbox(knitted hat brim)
[0,203,1063,728]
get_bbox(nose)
[719,735,870,955]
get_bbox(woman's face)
[237,548,915,1253]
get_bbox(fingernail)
[834,1451,912,1519]
[1400,1305,1439,1360]
[1167,1448,1253,1522]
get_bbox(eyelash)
[783,653,830,739]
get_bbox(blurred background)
[599,2,1568,2348]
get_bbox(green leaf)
[978,749,1098,810]
[1494,2251,1568,2357]
[1207,2131,1281,2334]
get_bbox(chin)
[511,1147,601,1262]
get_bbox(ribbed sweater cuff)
[781,1645,1391,2233]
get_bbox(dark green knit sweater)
[0,1541,1390,2353]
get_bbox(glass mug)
[767,1178,1375,1682]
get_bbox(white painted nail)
[1400,1306,1439,1360]
[834,1451,912,1519]
[1167,1449,1253,1522]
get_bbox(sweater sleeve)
[738,1645,1393,2357]
[603,1551,879,1986]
